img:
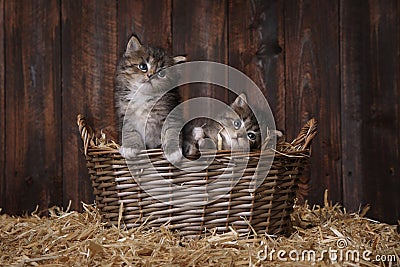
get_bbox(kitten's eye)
[233,119,241,129]
[247,131,256,141]
[138,63,148,72]
[157,70,166,78]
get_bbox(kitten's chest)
[127,95,169,128]
[129,96,154,116]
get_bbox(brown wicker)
[77,114,317,237]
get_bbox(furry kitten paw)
[164,149,182,164]
[192,127,205,141]
[119,146,141,159]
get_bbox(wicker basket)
[77,115,317,237]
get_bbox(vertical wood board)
[284,0,342,204]
[118,0,172,55]
[340,0,371,212]
[4,0,62,213]
[360,0,399,223]
[0,0,5,208]
[229,0,285,131]
[61,0,117,211]
[173,0,228,119]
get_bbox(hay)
[1,191,399,266]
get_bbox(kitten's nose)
[232,132,244,139]
[147,69,155,78]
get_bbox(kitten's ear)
[231,93,248,108]
[126,35,142,53]
[173,56,187,64]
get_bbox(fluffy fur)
[115,35,186,163]
[182,93,261,157]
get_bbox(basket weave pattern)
[78,115,317,237]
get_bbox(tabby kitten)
[182,93,261,157]
[115,35,186,163]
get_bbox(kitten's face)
[117,36,186,91]
[218,94,261,151]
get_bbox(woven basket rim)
[77,114,317,158]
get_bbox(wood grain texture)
[0,0,5,208]
[366,0,400,223]
[61,1,117,211]
[340,0,370,214]
[118,0,172,55]
[4,0,62,214]
[284,0,342,204]
[341,0,400,223]
[0,0,398,224]
[173,0,228,118]
[229,0,285,130]
[255,0,285,131]
[228,0,262,105]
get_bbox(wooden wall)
[0,0,399,224]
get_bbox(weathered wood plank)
[284,0,341,204]
[0,0,5,209]
[341,0,400,223]
[340,0,369,215]
[4,0,62,213]
[0,0,396,225]
[173,0,228,116]
[229,0,285,130]
[118,0,172,55]
[366,0,400,223]
[62,1,117,211]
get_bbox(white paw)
[119,146,141,159]
[165,149,182,164]
[192,127,205,141]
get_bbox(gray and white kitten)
[115,35,186,163]
[182,93,261,156]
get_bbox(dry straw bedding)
[1,191,399,267]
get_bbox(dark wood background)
[0,0,399,224]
